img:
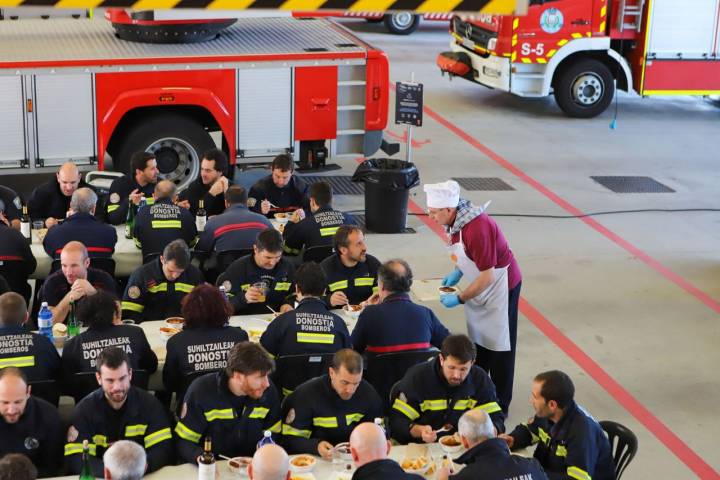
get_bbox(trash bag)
[351,158,420,191]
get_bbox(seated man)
[0,368,64,477]
[281,349,383,459]
[28,162,91,228]
[500,370,614,480]
[177,148,231,217]
[122,239,204,323]
[103,440,147,480]
[352,259,449,355]
[43,187,117,259]
[389,334,504,444]
[65,347,173,476]
[106,151,158,225]
[217,230,294,315]
[282,180,353,256]
[133,179,197,261]
[40,241,116,324]
[321,226,381,308]
[248,444,291,480]
[0,184,23,230]
[0,292,60,383]
[248,153,309,218]
[175,342,281,462]
[437,409,547,480]
[350,422,423,480]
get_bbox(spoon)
[434,423,453,434]
[266,305,279,316]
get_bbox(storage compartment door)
[237,68,292,157]
[0,76,26,167]
[294,66,337,141]
[34,74,95,165]
[647,0,718,59]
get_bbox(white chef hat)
[424,180,460,209]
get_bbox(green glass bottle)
[79,439,93,480]
[125,200,136,239]
[67,300,79,338]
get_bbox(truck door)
[0,77,26,168]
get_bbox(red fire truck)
[437,0,720,117]
[0,12,389,188]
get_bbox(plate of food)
[400,455,431,475]
[227,456,251,476]
[438,286,458,294]
[439,434,464,453]
[289,454,316,473]
[342,304,363,320]
[165,317,185,329]
[159,326,180,340]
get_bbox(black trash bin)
[352,158,420,233]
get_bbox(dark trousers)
[475,281,521,415]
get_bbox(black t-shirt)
[40,268,117,307]
[0,185,22,222]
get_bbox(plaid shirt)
[448,198,487,237]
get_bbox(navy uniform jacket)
[450,438,548,480]
[389,358,505,444]
[40,268,117,307]
[163,326,249,394]
[28,179,93,223]
[351,292,449,355]
[177,177,229,217]
[281,375,383,455]
[0,325,60,383]
[195,204,272,254]
[0,223,37,280]
[106,174,156,225]
[133,198,197,260]
[282,206,353,255]
[352,459,425,480]
[121,259,204,323]
[175,371,281,462]
[65,387,174,476]
[320,254,381,307]
[0,185,22,223]
[0,275,9,294]
[42,212,117,259]
[509,401,614,480]
[248,175,309,218]
[217,255,295,315]
[0,395,64,477]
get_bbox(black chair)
[172,369,219,416]
[29,379,60,407]
[143,253,161,265]
[71,369,150,403]
[0,260,33,304]
[217,249,253,272]
[272,353,335,397]
[302,245,334,263]
[600,420,638,480]
[365,349,440,410]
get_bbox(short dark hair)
[76,290,119,329]
[333,225,362,253]
[441,334,476,364]
[255,229,283,254]
[163,239,191,269]
[202,148,228,175]
[331,349,363,374]
[0,454,37,480]
[534,370,575,409]
[309,181,332,208]
[0,366,28,385]
[0,292,27,327]
[225,185,248,206]
[226,342,274,377]
[271,153,294,172]
[96,347,130,373]
[378,259,412,293]
[130,151,155,175]
[295,262,326,297]
[182,283,233,329]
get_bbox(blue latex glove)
[440,294,462,308]
[442,268,463,287]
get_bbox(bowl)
[438,286,458,295]
[248,328,264,343]
[439,435,464,453]
[159,326,180,340]
[227,456,251,476]
[400,455,431,475]
[289,454,316,473]
[165,317,185,329]
[342,304,363,320]
[274,213,290,224]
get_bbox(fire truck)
[294,10,452,35]
[437,0,720,117]
[0,11,389,188]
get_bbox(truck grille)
[452,17,496,50]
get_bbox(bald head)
[350,422,390,468]
[377,258,413,296]
[154,180,176,201]
[57,162,81,197]
[61,241,90,284]
[249,445,290,480]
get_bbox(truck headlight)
[487,38,497,50]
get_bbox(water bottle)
[219,285,228,301]
[256,430,274,450]
[38,302,53,342]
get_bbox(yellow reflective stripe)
[282,387,294,397]
[328,280,348,292]
[121,301,145,312]
[538,427,550,445]
[567,466,591,480]
[420,399,448,411]
[313,416,339,428]
[345,413,364,426]
[92,435,108,447]
[151,220,182,229]
[146,198,155,205]
[556,445,568,457]
[319,226,339,237]
[274,282,291,291]
[248,407,269,419]
[144,427,172,448]
[475,401,502,414]
[107,204,120,213]
[241,283,251,291]
[282,424,312,438]
[283,244,301,255]
[64,443,96,456]
[522,423,540,443]
[296,332,335,344]
[147,283,168,293]
[175,422,202,443]
[453,399,477,410]
[204,408,235,422]
[175,282,195,293]
[372,286,379,294]
[124,424,148,437]
[353,277,374,287]
[0,356,35,368]
[392,398,420,421]
[269,420,282,434]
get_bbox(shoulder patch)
[12,196,22,210]
[247,197,257,208]
[181,402,188,419]
[67,426,79,443]
[222,280,232,292]
[109,193,121,204]
[285,408,295,424]
[24,437,39,450]
[128,286,141,299]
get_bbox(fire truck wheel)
[383,13,420,35]
[115,114,215,190]
[553,59,615,118]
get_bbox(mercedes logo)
[465,24,473,39]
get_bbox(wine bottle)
[125,199,136,239]
[20,205,31,243]
[196,199,207,232]
[198,436,216,480]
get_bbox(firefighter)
[0,217,36,303]
[216,230,294,315]
[28,162,92,228]
[320,225,381,308]
[350,422,424,480]
[177,148,231,217]
[64,347,174,476]
[0,368,64,477]
[43,188,117,260]
[0,293,60,384]
[0,184,22,229]
[499,370,614,480]
[248,153,309,218]
[281,349,383,459]
[175,342,281,462]
[389,334,505,445]
[351,259,449,355]
[133,180,197,261]
[121,239,204,323]
[106,151,158,225]
[282,180,354,256]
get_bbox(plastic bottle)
[219,285,228,301]
[256,430,275,450]
[67,301,79,337]
[125,200,136,239]
[38,302,53,342]
[79,440,94,480]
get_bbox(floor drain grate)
[296,175,364,195]
[452,177,515,191]
[591,176,675,193]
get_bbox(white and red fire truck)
[0,11,389,188]
[437,0,720,117]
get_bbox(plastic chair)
[272,353,335,397]
[600,420,638,479]
[28,379,60,407]
[365,349,439,410]
[301,245,334,263]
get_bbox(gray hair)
[458,409,495,443]
[70,188,97,214]
[103,440,146,480]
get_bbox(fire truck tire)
[553,59,615,118]
[383,13,420,35]
[115,114,214,190]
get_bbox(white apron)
[449,230,510,351]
